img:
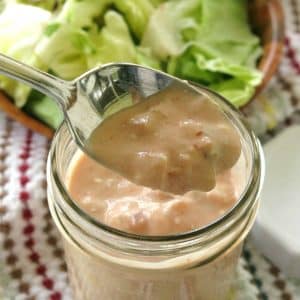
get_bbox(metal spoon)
[0,54,241,194]
[0,53,175,144]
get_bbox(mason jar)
[47,88,264,300]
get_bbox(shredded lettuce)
[21,0,159,128]
[112,0,154,39]
[24,92,62,129]
[143,0,262,106]
[35,24,91,80]
[149,0,167,7]
[16,0,65,12]
[0,3,51,107]
[33,0,110,79]
[87,10,160,69]
[0,0,262,129]
[56,0,111,28]
[35,8,160,79]
[142,0,200,60]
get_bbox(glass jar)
[47,89,264,300]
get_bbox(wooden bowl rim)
[250,0,285,100]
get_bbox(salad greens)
[143,0,262,106]
[16,0,65,11]
[0,3,51,106]
[0,0,262,129]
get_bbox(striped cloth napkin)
[1,1,300,299]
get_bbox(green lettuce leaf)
[210,78,256,107]
[0,0,263,128]
[0,3,51,107]
[142,0,200,60]
[16,0,65,12]
[33,0,113,79]
[112,0,154,39]
[87,10,160,69]
[149,0,167,7]
[142,0,262,106]
[35,1,159,78]
[34,24,91,79]
[31,8,160,128]
[86,10,140,67]
[56,0,111,28]
[24,91,62,128]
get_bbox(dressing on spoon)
[87,84,241,194]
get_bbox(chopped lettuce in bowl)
[0,0,262,129]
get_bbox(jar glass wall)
[47,89,264,300]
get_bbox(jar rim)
[48,85,264,243]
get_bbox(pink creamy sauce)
[67,85,245,235]
[66,153,245,235]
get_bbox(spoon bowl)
[70,63,174,146]
[0,54,174,150]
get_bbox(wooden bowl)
[249,0,285,99]
[0,0,285,138]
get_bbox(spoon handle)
[0,53,72,109]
